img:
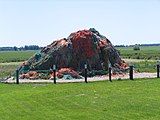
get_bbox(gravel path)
[123,59,156,63]
[4,72,157,84]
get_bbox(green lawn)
[1,78,160,120]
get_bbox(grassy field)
[0,78,160,120]
[117,46,160,72]
[0,62,22,78]
[0,51,36,78]
[116,46,160,60]
[124,59,157,73]
[0,51,36,63]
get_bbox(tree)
[133,44,140,51]
[13,46,18,51]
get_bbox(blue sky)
[0,0,160,47]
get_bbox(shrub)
[133,45,140,50]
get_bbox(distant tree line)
[114,43,160,47]
[0,45,42,51]
[0,43,159,51]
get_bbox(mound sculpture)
[20,28,128,79]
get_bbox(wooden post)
[157,64,160,78]
[109,67,112,82]
[16,69,19,84]
[84,64,88,83]
[53,65,56,84]
[129,65,133,80]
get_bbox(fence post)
[109,67,112,82]
[53,65,56,84]
[16,69,19,84]
[157,64,160,78]
[84,64,88,83]
[129,65,133,80]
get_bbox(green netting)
[18,28,128,79]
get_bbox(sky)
[0,0,160,47]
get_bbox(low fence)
[14,64,160,84]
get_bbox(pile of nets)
[19,28,128,79]
[50,68,81,79]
